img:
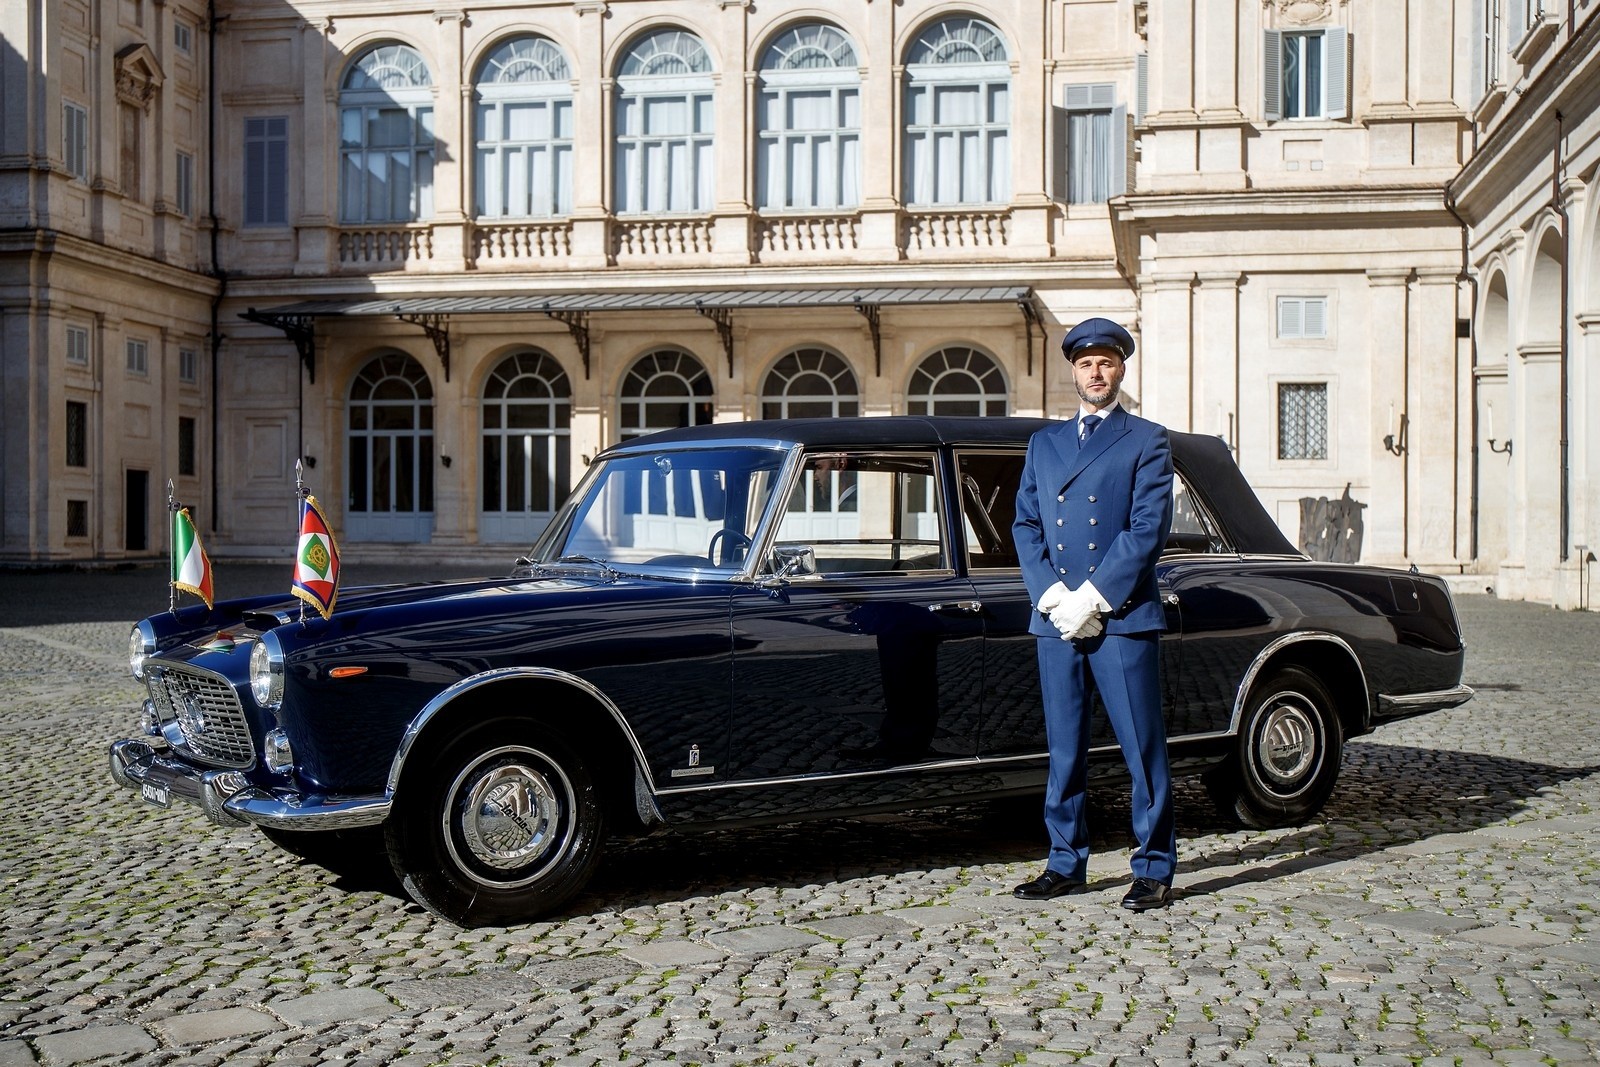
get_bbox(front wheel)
[385,723,605,927]
[1205,666,1343,829]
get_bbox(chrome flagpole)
[295,459,307,624]
[167,479,177,614]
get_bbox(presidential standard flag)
[170,506,214,609]
[292,494,340,620]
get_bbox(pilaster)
[1365,269,1411,563]
[1140,272,1195,430]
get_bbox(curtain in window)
[475,36,574,218]
[615,31,715,214]
[903,18,1011,207]
[757,24,861,212]
[1278,383,1329,460]
[339,45,435,223]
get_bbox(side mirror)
[762,545,817,587]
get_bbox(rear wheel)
[385,722,605,927]
[1206,666,1343,828]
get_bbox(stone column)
[711,0,753,265]
[1139,273,1195,430]
[1006,1,1052,255]
[428,12,467,270]
[295,18,335,275]
[856,0,902,260]
[1364,269,1411,564]
[568,1,611,269]
[1194,272,1241,455]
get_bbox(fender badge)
[671,744,714,778]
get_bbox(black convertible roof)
[609,417,1299,556]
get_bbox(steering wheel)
[707,529,753,567]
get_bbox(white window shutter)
[1305,297,1328,338]
[1064,84,1093,110]
[1323,28,1350,120]
[1262,30,1283,121]
[1110,103,1128,194]
[1278,297,1303,338]
[1135,53,1149,124]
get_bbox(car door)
[957,449,1184,760]
[728,450,986,783]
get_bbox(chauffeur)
[1011,317,1177,911]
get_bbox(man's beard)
[1075,378,1121,406]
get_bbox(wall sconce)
[440,455,452,468]
[303,455,317,469]
[1484,400,1511,456]
[1383,411,1409,457]
[1487,437,1512,456]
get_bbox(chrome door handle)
[928,600,983,615]
[1163,593,1180,606]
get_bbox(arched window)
[480,350,571,542]
[907,346,1008,416]
[620,349,714,439]
[339,43,435,223]
[347,352,434,542]
[761,348,860,419]
[756,23,860,211]
[903,18,1010,206]
[614,30,715,214]
[474,36,574,219]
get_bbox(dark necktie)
[1080,414,1102,443]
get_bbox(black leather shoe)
[1121,877,1173,911]
[1012,870,1086,900]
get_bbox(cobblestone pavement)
[1,577,1597,1066]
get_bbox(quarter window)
[620,350,713,440]
[1263,28,1349,121]
[244,116,288,226]
[480,350,572,540]
[340,44,435,223]
[1062,83,1125,205]
[474,36,574,219]
[756,23,861,211]
[907,347,1008,417]
[1278,382,1330,461]
[903,17,1011,206]
[63,102,88,180]
[614,30,715,214]
[761,348,860,420]
[1277,296,1329,339]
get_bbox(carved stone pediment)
[114,43,164,111]
[1270,0,1334,25]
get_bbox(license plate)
[140,781,170,807]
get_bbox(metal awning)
[241,285,1042,383]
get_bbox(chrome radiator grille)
[148,665,254,768]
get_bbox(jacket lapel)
[1057,407,1130,492]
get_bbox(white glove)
[1048,586,1096,637]
[1066,613,1104,641]
[1036,581,1068,615]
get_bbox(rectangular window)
[126,339,148,375]
[1263,28,1348,121]
[176,151,194,216]
[66,326,90,366]
[244,116,288,226]
[66,401,88,467]
[1278,383,1329,461]
[63,102,88,180]
[179,347,198,383]
[67,499,89,539]
[174,18,193,54]
[178,416,197,477]
[1063,84,1125,205]
[1277,296,1329,339]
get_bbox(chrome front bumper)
[108,739,391,830]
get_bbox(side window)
[771,453,945,574]
[1168,470,1228,554]
[956,450,1023,569]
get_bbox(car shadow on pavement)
[572,740,1600,917]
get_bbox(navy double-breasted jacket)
[1012,406,1175,639]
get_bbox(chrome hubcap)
[1255,696,1318,787]
[446,747,574,885]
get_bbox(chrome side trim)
[388,667,657,794]
[1228,631,1370,734]
[1376,684,1474,713]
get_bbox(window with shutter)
[244,117,289,226]
[1264,28,1348,120]
[1063,83,1123,204]
[1276,296,1329,340]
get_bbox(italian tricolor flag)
[171,506,214,609]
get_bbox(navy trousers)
[1036,631,1176,884]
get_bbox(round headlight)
[129,623,155,680]
[250,633,285,708]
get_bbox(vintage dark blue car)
[111,417,1471,926]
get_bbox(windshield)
[531,446,789,571]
